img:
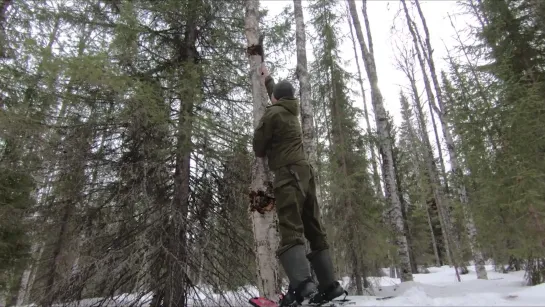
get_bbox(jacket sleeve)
[265,75,275,101]
[252,108,275,158]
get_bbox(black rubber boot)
[278,244,318,306]
[307,249,346,304]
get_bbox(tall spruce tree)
[446,0,545,284]
[0,1,270,305]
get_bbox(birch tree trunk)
[294,0,321,205]
[360,0,402,277]
[345,2,383,198]
[245,0,280,299]
[347,0,413,282]
[413,0,488,280]
[293,0,321,276]
[347,3,401,276]
[427,100,449,193]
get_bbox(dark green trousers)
[273,160,329,256]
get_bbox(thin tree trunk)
[245,0,280,299]
[347,0,413,282]
[408,18,450,195]
[320,70,334,212]
[399,0,459,273]
[427,102,449,192]
[41,127,90,305]
[345,2,382,198]
[360,0,401,277]
[294,0,321,270]
[14,17,74,297]
[393,147,418,274]
[413,0,487,280]
[413,112,445,267]
[405,48,456,270]
[351,247,363,295]
[294,0,319,192]
[167,85,192,307]
[426,205,442,267]
[36,19,81,305]
[389,266,396,278]
[399,92,442,267]
[17,170,52,304]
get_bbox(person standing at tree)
[252,63,345,306]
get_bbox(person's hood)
[275,97,300,116]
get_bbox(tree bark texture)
[293,0,322,208]
[245,0,281,299]
[165,5,202,304]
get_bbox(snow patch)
[344,265,544,306]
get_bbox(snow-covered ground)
[16,265,545,306]
[339,265,545,306]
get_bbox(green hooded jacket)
[252,76,306,171]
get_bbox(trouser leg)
[301,164,329,252]
[273,168,317,304]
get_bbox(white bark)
[345,2,383,198]
[245,0,280,299]
[293,0,321,206]
[293,0,320,263]
[347,0,413,282]
[413,0,487,280]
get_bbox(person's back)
[252,87,306,171]
[252,64,345,307]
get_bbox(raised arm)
[252,107,275,158]
[260,63,275,102]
